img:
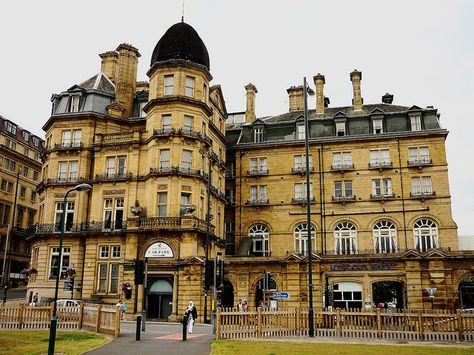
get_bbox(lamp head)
[74,183,92,192]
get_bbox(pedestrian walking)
[237,299,243,312]
[185,301,198,334]
[31,292,39,306]
[116,300,127,320]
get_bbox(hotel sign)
[330,263,395,272]
[145,242,174,258]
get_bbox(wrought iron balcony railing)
[332,195,356,203]
[331,163,355,171]
[27,220,128,235]
[248,168,269,176]
[410,191,436,199]
[370,193,396,200]
[291,166,315,174]
[368,161,393,169]
[407,158,433,167]
[95,172,133,181]
[247,199,269,206]
[292,197,316,204]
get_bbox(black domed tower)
[150,22,210,70]
[145,21,213,135]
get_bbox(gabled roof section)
[425,249,447,258]
[408,105,422,111]
[252,118,266,125]
[181,256,205,265]
[78,72,115,94]
[210,84,228,116]
[283,253,303,262]
[333,111,348,119]
[369,108,385,115]
[402,249,422,258]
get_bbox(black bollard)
[136,315,142,341]
[182,315,187,341]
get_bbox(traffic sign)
[273,291,290,300]
[64,280,73,291]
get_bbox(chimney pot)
[382,93,393,104]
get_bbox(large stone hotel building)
[26,22,474,320]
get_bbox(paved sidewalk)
[85,321,213,355]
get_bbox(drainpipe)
[397,139,408,249]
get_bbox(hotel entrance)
[147,278,173,320]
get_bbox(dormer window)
[139,102,147,117]
[164,75,174,95]
[254,127,264,143]
[6,122,17,135]
[69,95,80,113]
[410,114,422,131]
[372,117,383,134]
[335,121,346,136]
[296,123,305,140]
[185,76,195,97]
[22,131,30,142]
[32,137,40,147]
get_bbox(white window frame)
[164,75,174,96]
[411,176,432,196]
[297,124,305,139]
[249,157,268,174]
[334,180,353,199]
[54,201,75,232]
[335,121,346,136]
[105,156,126,177]
[70,95,80,112]
[294,182,313,201]
[334,222,357,255]
[181,150,193,171]
[162,114,172,132]
[294,223,315,255]
[373,220,397,253]
[185,76,195,97]
[58,161,78,181]
[103,198,124,230]
[408,147,430,165]
[160,149,170,170]
[372,178,393,197]
[370,149,391,167]
[6,122,17,135]
[414,219,438,252]
[410,114,422,131]
[254,127,264,143]
[249,224,270,256]
[183,115,194,132]
[250,185,268,203]
[157,192,168,217]
[294,155,313,171]
[332,152,352,169]
[372,118,383,134]
[49,246,71,279]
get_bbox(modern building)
[26,22,227,320]
[27,21,474,318]
[0,115,43,286]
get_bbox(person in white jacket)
[185,301,198,334]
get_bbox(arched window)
[373,220,397,253]
[249,224,269,256]
[334,221,357,255]
[413,219,438,252]
[294,223,316,255]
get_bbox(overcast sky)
[1,1,473,235]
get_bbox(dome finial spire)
[181,0,185,22]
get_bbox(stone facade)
[0,115,43,290]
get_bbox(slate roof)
[78,72,115,94]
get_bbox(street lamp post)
[48,183,91,355]
[303,77,315,337]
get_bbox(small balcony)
[95,172,133,182]
[27,220,128,235]
[292,166,315,174]
[410,191,436,200]
[37,177,87,190]
[248,168,269,176]
[292,197,316,204]
[331,163,354,172]
[370,193,396,201]
[54,142,84,150]
[407,158,433,168]
[368,161,393,170]
[149,166,205,179]
[332,195,356,203]
[246,199,269,206]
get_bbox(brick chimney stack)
[245,83,258,123]
[350,69,363,110]
[114,43,141,118]
[313,73,326,114]
[99,51,119,84]
[382,93,394,104]
[287,86,305,112]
